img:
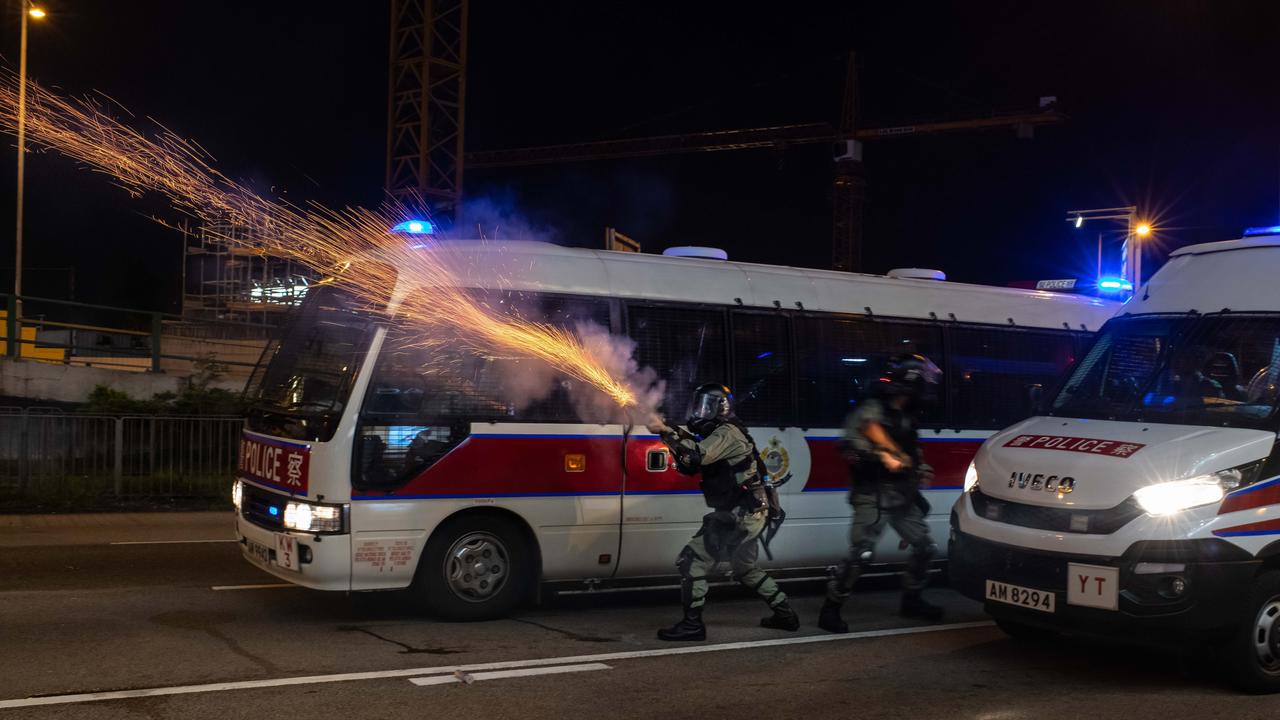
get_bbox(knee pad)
[854,544,876,568]
[911,541,938,563]
[676,546,697,578]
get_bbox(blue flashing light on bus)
[1244,225,1280,238]
[1097,277,1133,293]
[392,219,434,235]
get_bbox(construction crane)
[386,0,469,216]
[465,53,1063,272]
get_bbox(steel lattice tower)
[386,0,469,217]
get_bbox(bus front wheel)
[415,514,532,621]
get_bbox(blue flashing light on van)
[1097,277,1133,293]
[391,219,434,235]
[1243,225,1280,238]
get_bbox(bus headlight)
[283,501,344,533]
[964,461,979,493]
[1134,477,1225,516]
[231,480,242,511]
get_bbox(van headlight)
[231,480,242,511]
[283,501,345,533]
[1133,477,1225,516]
[964,461,979,493]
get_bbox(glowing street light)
[13,1,46,339]
[1135,222,1152,237]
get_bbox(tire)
[995,616,1059,644]
[1223,571,1280,693]
[413,513,533,621]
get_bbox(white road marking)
[0,621,991,710]
[209,583,296,591]
[110,539,237,546]
[409,663,612,687]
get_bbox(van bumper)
[236,514,351,591]
[949,516,1259,641]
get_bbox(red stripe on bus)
[360,436,625,499]
[803,438,982,490]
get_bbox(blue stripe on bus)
[242,432,311,450]
[351,491,621,500]
[802,485,963,492]
[804,436,983,443]
[470,434,624,440]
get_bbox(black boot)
[900,590,945,621]
[657,605,705,641]
[818,599,849,634]
[759,601,800,631]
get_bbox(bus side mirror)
[1027,384,1044,415]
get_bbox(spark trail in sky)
[0,71,641,411]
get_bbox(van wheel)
[1224,571,1280,693]
[995,616,1058,644]
[414,514,532,621]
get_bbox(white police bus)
[951,226,1280,692]
[232,240,1114,621]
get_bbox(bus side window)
[627,304,727,420]
[794,316,944,429]
[949,328,1076,429]
[731,311,794,426]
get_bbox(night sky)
[0,1,1277,312]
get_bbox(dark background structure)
[0,0,1277,311]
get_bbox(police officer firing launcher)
[820,354,946,634]
[646,383,798,641]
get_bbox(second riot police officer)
[820,354,946,633]
[647,383,797,641]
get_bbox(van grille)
[969,488,1142,534]
[242,484,286,530]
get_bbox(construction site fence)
[2,292,274,373]
[0,408,244,508]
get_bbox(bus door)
[617,428,705,577]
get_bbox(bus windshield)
[246,286,377,441]
[1049,313,1280,429]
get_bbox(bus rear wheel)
[1224,571,1280,693]
[414,514,532,621]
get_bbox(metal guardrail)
[0,409,243,505]
[2,292,270,372]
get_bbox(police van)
[950,226,1280,692]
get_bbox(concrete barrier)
[0,357,246,404]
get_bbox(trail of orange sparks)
[0,71,638,408]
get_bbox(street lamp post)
[1065,206,1153,288]
[13,2,44,327]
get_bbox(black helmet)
[884,354,941,401]
[688,382,733,434]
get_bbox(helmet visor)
[689,392,722,421]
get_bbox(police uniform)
[653,384,798,642]
[821,358,945,633]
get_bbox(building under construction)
[182,221,315,327]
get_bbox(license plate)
[246,539,272,566]
[1067,562,1119,610]
[986,579,1056,613]
[275,533,300,572]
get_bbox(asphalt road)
[0,514,1274,719]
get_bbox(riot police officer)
[820,354,945,634]
[646,383,798,641]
